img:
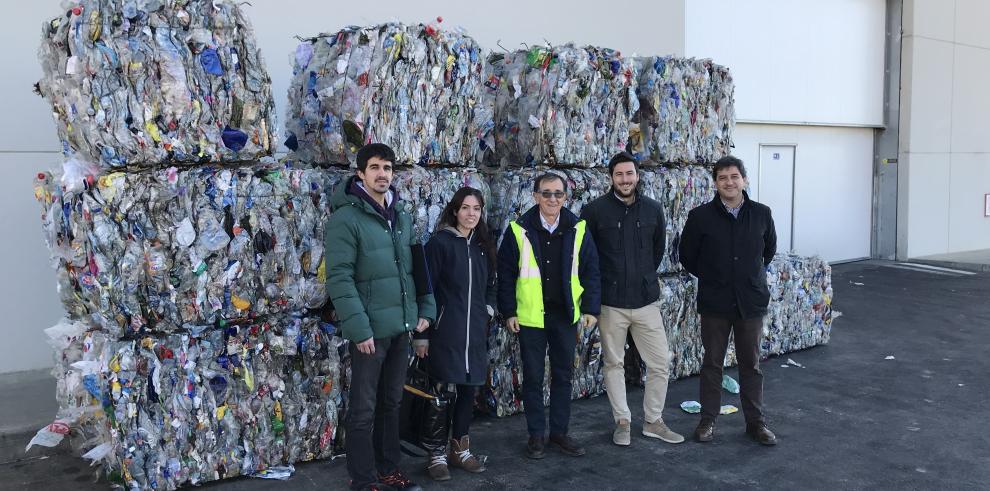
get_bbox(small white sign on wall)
[986,194,990,217]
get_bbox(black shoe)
[526,436,546,459]
[379,470,422,491]
[746,423,777,446]
[694,419,715,443]
[548,434,586,457]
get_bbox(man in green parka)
[325,143,436,491]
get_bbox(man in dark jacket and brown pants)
[679,156,778,446]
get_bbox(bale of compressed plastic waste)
[285,21,492,167]
[40,315,343,490]
[35,160,350,336]
[36,0,276,168]
[485,44,636,168]
[630,56,735,165]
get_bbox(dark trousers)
[346,333,409,489]
[700,315,765,425]
[518,309,577,437]
[451,384,477,440]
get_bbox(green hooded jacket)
[324,176,436,342]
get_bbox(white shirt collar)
[540,212,560,233]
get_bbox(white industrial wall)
[897,0,990,259]
[685,0,886,263]
[0,1,686,373]
[734,124,875,262]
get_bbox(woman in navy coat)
[413,186,496,481]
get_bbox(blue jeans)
[518,309,577,437]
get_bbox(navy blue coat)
[415,228,496,385]
[496,206,602,324]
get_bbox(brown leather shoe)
[526,436,545,459]
[694,419,715,443]
[548,434,586,457]
[746,423,777,446]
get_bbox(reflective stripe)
[570,221,586,325]
[509,220,588,328]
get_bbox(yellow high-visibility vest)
[509,220,587,328]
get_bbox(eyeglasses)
[538,190,566,199]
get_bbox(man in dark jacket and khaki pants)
[679,155,778,446]
[581,152,684,447]
[325,143,436,491]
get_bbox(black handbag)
[399,356,452,456]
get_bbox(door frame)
[757,143,798,253]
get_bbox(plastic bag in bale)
[487,45,636,168]
[34,161,350,336]
[631,57,735,165]
[285,21,490,167]
[37,0,276,168]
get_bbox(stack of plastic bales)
[31,2,356,488]
[285,21,492,167]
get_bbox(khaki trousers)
[599,301,670,423]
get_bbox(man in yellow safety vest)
[496,173,601,460]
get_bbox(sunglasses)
[538,190,566,199]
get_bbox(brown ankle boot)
[448,436,486,473]
[427,450,451,481]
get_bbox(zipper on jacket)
[436,306,445,330]
[465,232,473,375]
